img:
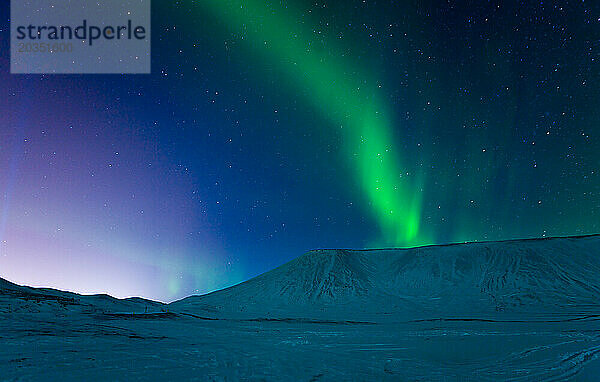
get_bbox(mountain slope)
[172,235,600,321]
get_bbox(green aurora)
[197,0,428,246]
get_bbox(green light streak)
[198,0,427,246]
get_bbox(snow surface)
[2,235,600,380]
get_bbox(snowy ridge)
[0,276,163,315]
[173,235,600,320]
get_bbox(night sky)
[0,0,599,302]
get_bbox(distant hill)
[171,235,600,321]
[0,275,163,316]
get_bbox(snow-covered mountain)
[3,234,599,321]
[172,234,600,321]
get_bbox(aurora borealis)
[199,0,424,245]
[1,1,599,301]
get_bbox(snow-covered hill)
[172,234,600,321]
[3,234,599,321]
[0,275,163,316]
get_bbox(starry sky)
[0,0,599,302]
